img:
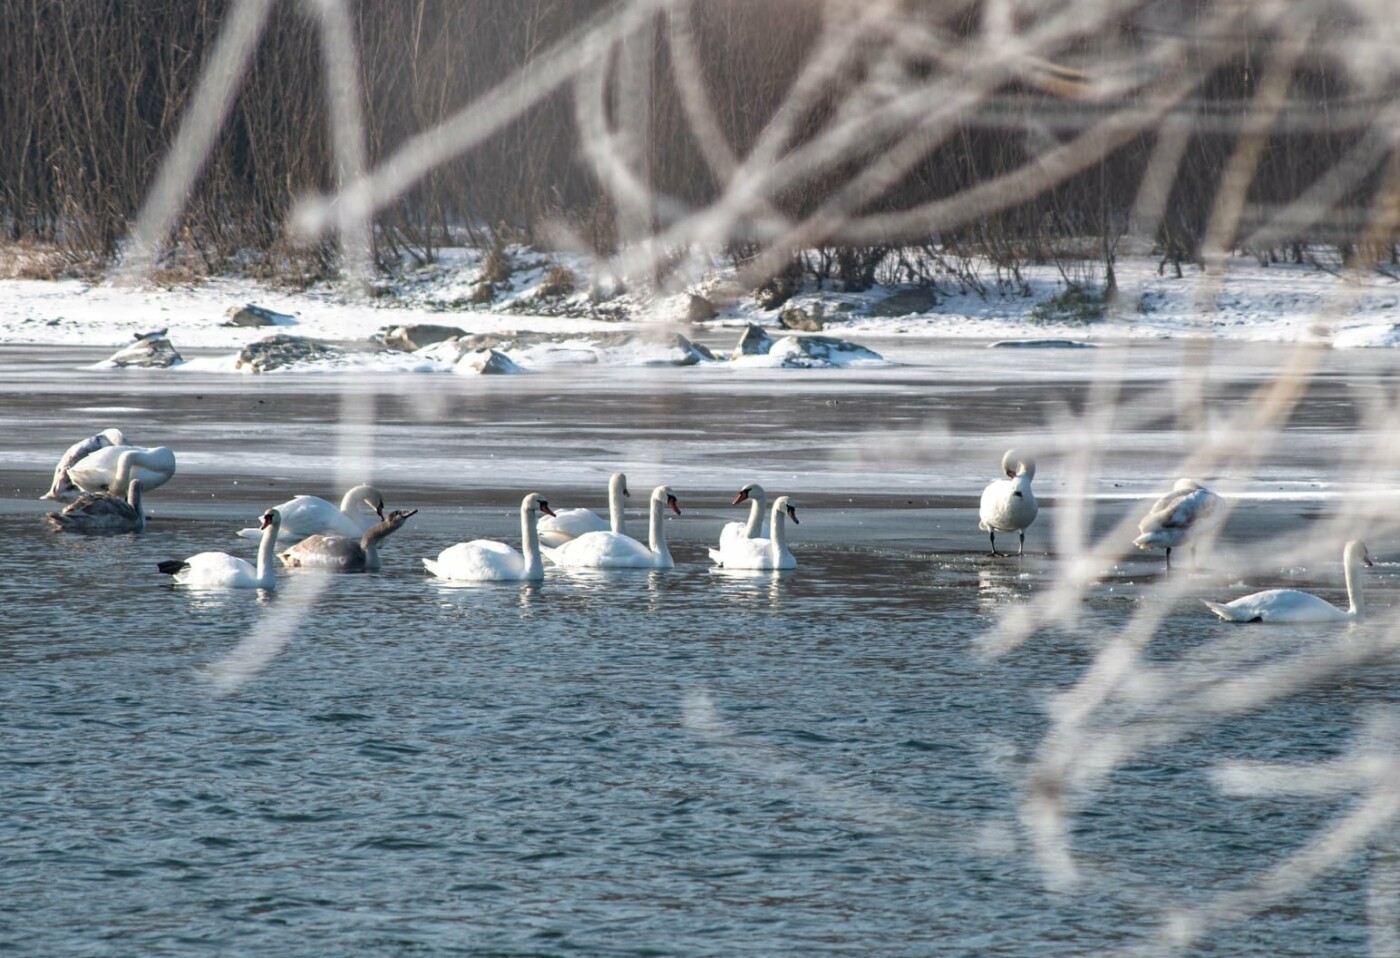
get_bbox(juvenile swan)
[709,496,799,570]
[47,478,146,534]
[43,428,125,500]
[979,449,1038,556]
[1203,540,1372,623]
[280,509,418,572]
[1133,478,1223,571]
[718,483,769,549]
[543,485,681,569]
[158,509,282,589]
[424,494,555,581]
[537,472,628,547]
[239,483,386,543]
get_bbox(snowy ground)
[1,249,1399,373]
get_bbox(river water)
[2,339,1397,956]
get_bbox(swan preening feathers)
[1204,541,1373,624]
[1134,478,1223,571]
[424,493,555,581]
[239,484,386,543]
[66,444,176,497]
[43,428,126,501]
[979,450,1038,557]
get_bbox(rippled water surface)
[3,342,1397,956]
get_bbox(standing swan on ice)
[979,450,1038,556]
[158,509,282,589]
[280,509,418,572]
[43,428,125,500]
[1133,478,1223,571]
[537,472,628,547]
[708,496,799,570]
[67,443,176,496]
[423,494,555,581]
[543,485,681,569]
[1204,540,1373,623]
[238,484,386,543]
[47,478,146,534]
[718,483,769,549]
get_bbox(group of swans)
[43,429,178,534]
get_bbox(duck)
[237,483,386,543]
[537,472,628,547]
[708,496,798,570]
[718,482,770,549]
[279,508,418,572]
[979,449,1038,556]
[1203,540,1373,623]
[47,479,146,534]
[543,485,681,569]
[1133,478,1223,571]
[423,494,555,581]
[67,443,176,496]
[42,428,126,500]
[158,508,282,589]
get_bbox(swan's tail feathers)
[707,548,724,566]
[537,531,569,548]
[235,527,262,540]
[157,559,189,576]
[540,546,560,566]
[422,558,439,577]
[1202,599,1252,622]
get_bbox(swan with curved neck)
[537,472,628,547]
[979,449,1037,556]
[1133,478,1223,571]
[1204,541,1373,623]
[543,485,680,569]
[47,478,146,534]
[719,482,770,548]
[709,496,799,570]
[43,428,125,500]
[158,509,282,589]
[68,443,176,496]
[238,483,386,543]
[281,508,417,572]
[424,494,556,581]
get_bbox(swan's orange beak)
[259,511,274,530]
[667,494,681,516]
[731,490,749,505]
[539,501,557,518]
[787,504,799,525]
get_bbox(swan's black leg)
[988,530,1005,557]
[1165,546,1173,572]
[1018,530,1025,556]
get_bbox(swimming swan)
[543,485,681,569]
[718,482,769,549]
[280,508,417,572]
[979,449,1038,556]
[537,472,628,547]
[423,493,556,581]
[238,483,386,543]
[1203,540,1373,623]
[708,496,798,570]
[1133,478,1223,570]
[42,428,125,500]
[47,477,146,534]
[68,444,176,496]
[158,508,282,589]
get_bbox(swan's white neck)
[743,490,766,539]
[1345,550,1366,619]
[608,476,627,536]
[768,501,788,561]
[255,519,280,586]
[113,450,138,495]
[521,499,543,578]
[127,481,146,531]
[648,494,672,564]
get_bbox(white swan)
[237,483,386,543]
[543,485,681,569]
[1133,478,1223,570]
[979,449,1038,556]
[708,496,798,570]
[718,482,770,549]
[280,508,417,572]
[42,428,126,500]
[423,494,555,581]
[1204,540,1372,623]
[159,508,281,589]
[68,444,176,495]
[47,478,146,534]
[537,472,628,547]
